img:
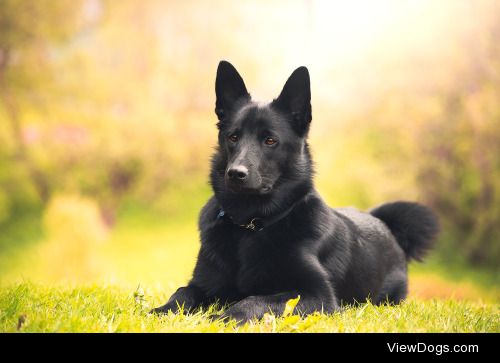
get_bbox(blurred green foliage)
[349,26,500,267]
[0,0,499,285]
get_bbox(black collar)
[216,195,308,232]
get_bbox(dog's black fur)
[151,61,440,323]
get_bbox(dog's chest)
[203,217,302,297]
[234,233,295,295]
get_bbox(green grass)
[1,282,498,333]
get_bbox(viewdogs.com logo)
[387,342,479,355]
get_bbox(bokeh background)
[0,0,498,301]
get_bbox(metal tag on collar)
[240,218,263,232]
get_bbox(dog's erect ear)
[273,66,312,136]
[215,61,250,124]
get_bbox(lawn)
[0,198,498,333]
[0,283,498,332]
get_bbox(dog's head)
[212,61,312,197]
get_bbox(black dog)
[152,61,439,323]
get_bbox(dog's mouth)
[225,182,273,195]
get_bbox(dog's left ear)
[215,61,250,126]
[273,66,312,136]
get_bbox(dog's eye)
[264,137,278,146]
[228,134,239,142]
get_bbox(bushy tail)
[370,201,440,261]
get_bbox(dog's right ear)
[215,61,250,125]
[273,66,311,136]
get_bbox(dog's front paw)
[149,302,178,315]
[219,297,260,325]
[218,308,250,325]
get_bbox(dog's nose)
[227,165,248,181]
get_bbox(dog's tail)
[370,201,439,262]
